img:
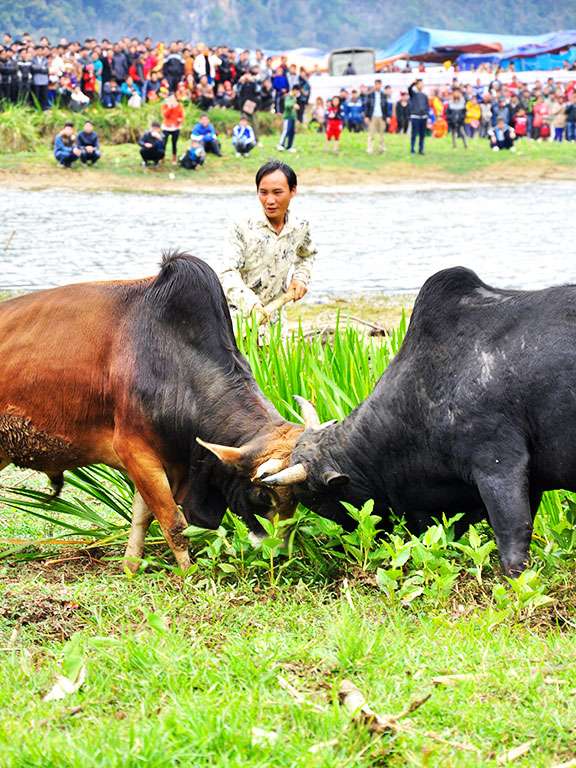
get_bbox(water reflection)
[1,184,575,297]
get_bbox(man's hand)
[287,279,307,302]
[252,303,270,325]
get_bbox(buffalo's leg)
[115,440,191,571]
[47,472,64,498]
[473,463,533,576]
[123,492,154,573]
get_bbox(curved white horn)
[261,463,308,486]
[294,395,321,430]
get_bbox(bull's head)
[196,397,353,532]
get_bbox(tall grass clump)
[0,102,280,154]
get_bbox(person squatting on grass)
[53,121,82,167]
[76,119,101,164]
[488,117,516,151]
[191,114,222,156]
[232,115,256,157]
[179,136,205,170]
[139,120,165,165]
[277,85,298,152]
[325,96,344,154]
[219,161,316,325]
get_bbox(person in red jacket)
[161,92,185,164]
[325,96,344,154]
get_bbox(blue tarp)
[375,27,551,61]
[458,30,576,71]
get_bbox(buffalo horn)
[294,395,321,430]
[261,463,308,486]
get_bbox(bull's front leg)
[114,436,191,572]
[472,453,533,577]
[123,492,154,573]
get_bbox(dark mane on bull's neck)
[145,250,252,378]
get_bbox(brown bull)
[0,252,311,570]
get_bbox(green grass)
[2,320,576,766]
[1,114,575,188]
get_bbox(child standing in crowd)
[309,96,325,132]
[161,92,185,164]
[277,85,298,153]
[232,115,256,157]
[325,96,344,154]
[464,95,481,138]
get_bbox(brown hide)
[0,282,136,472]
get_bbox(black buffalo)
[250,266,576,575]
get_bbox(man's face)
[257,170,295,221]
[84,122,93,132]
[200,116,209,126]
[374,81,381,91]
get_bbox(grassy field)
[1,123,576,192]
[1,320,576,766]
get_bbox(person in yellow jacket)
[465,96,482,138]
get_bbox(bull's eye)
[248,487,273,508]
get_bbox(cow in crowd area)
[208,267,576,576]
[0,252,336,570]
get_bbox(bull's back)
[0,281,140,469]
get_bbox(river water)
[1,183,575,297]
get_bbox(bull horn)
[294,395,321,430]
[253,457,285,480]
[261,463,308,486]
[196,437,244,466]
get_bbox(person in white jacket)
[232,116,257,157]
[219,161,316,323]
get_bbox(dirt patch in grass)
[0,588,87,640]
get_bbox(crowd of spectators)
[315,75,576,147]
[0,32,311,117]
[2,31,575,167]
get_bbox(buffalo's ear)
[322,470,350,488]
[196,437,245,467]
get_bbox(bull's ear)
[322,470,350,488]
[196,437,244,466]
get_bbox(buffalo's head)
[198,397,353,533]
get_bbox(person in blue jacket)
[344,90,365,132]
[191,114,222,156]
[76,120,101,165]
[272,67,289,114]
[232,116,256,157]
[54,122,81,167]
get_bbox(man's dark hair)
[64,121,74,127]
[255,161,297,190]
